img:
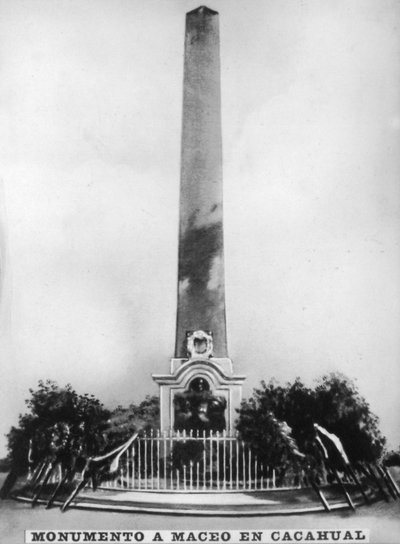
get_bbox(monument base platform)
[13,484,377,516]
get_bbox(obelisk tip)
[187,6,219,17]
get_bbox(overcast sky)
[0,0,399,457]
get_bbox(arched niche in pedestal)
[152,358,246,435]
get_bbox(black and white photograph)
[0,1,399,543]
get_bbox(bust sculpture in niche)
[173,376,226,433]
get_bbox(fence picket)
[138,435,141,489]
[209,431,213,489]
[163,431,167,490]
[132,444,136,489]
[203,430,207,490]
[157,429,160,490]
[216,431,220,490]
[223,431,227,490]
[144,432,148,490]
[236,438,239,489]
[169,429,173,490]
[248,447,252,490]
[229,437,233,489]
[150,429,154,489]
[242,441,246,489]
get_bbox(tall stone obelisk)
[153,7,245,433]
[175,6,227,358]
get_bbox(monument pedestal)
[153,356,246,434]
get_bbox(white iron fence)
[100,429,306,492]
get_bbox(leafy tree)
[0,457,11,473]
[5,380,110,474]
[314,373,385,463]
[107,395,160,444]
[236,372,385,470]
[236,400,306,475]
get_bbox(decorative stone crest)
[186,330,213,358]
